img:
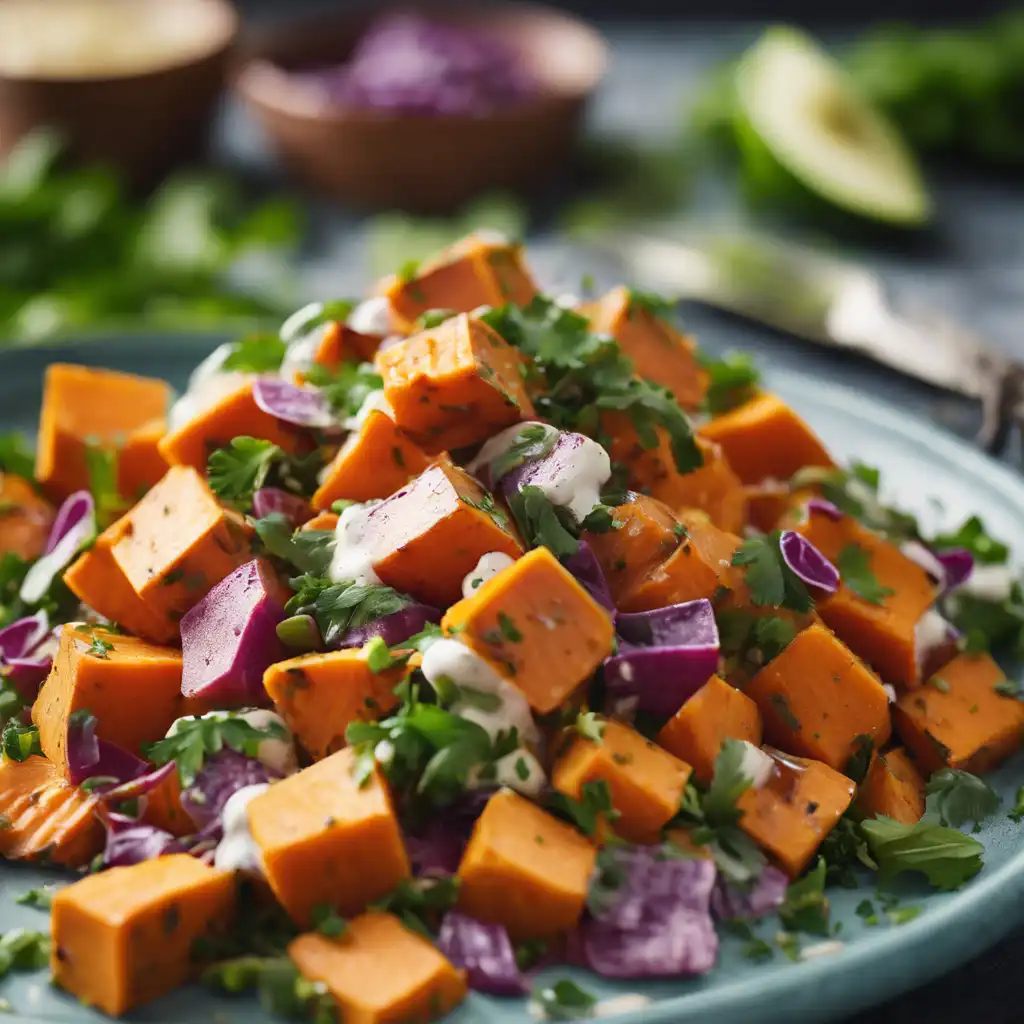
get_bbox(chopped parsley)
[0,721,41,762]
[488,423,558,485]
[285,575,415,649]
[548,780,619,838]
[0,433,37,482]
[207,437,283,506]
[860,815,984,890]
[0,930,50,981]
[507,485,579,559]
[779,858,830,936]
[310,905,347,939]
[371,877,460,938]
[924,768,1000,829]
[531,978,597,1021]
[84,442,123,527]
[574,711,605,743]
[220,334,288,373]
[201,956,336,1024]
[699,351,761,416]
[837,544,893,605]
[303,361,383,417]
[843,734,874,784]
[15,886,58,910]
[86,635,114,659]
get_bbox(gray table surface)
[213,18,1024,1023]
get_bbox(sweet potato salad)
[2,232,1024,1022]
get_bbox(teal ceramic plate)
[2,335,1024,1024]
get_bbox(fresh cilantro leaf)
[855,899,878,925]
[627,289,676,318]
[304,362,384,417]
[700,351,761,416]
[732,532,813,612]
[363,636,396,674]
[254,514,335,576]
[779,858,830,936]
[508,485,580,559]
[459,492,509,531]
[924,768,1000,829]
[0,929,51,980]
[704,738,756,823]
[0,433,36,482]
[220,335,288,373]
[143,714,286,787]
[931,515,1009,565]
[860,815,984,890]
[489,424,558,485]
[578,504,618,533]
[531,978,597,1021]
[371,877,460,938]
[844,734,874,784]
[837,544,894,605]
[574,711,605,742]
[818,816,877,888]
[201,955,336,1023]
[1,721,41,761]
[14,886,57,910]
[310,904,347,939]
[84,443,123,526]
[548,779,619,837]
[86,635,113,659]
[207,437,282,505]
[286,576,415,648]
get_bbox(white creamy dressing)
[466,420,554,477]
[736,740,775,790]
[958,563,1017,603]
[328,502,382,585]
[165,709,298,777]
[883,684,897,704]
[461,551,516,600]
[347,296,393,337]
[213,783,269,874]
[420,638,544,796]
[535,432,612,523]
[914,608,952,677]
[553,293,581,309]
[471,228,510,246]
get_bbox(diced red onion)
[4,655,52,702]
[20,491,95,604]
[934,547,974,592]
[437,912,525,996]
[252,487,313,527]
[779,530,839,595]
[806,498,843,522]
[102,813,186,867]
[94,761,177,806]
[0,611,50,660]
[252,376,337,429]
[562,541,615,614]
[68,714,152,788]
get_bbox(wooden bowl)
[234,3,607,213]
[0,0,237,186]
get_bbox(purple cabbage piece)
[181,749,276,834]
[102,812,186,867]
[20,491,95,604]
[806,497,843,522]
[0,611,54,701]
[710,865,788,921]
[0,611,50,660]
[180,559,288,703]
[95,761,177,806]
[779,530,840,595]
[4,655,52,702]
[437,912,525,996]
[499,431,587,503]
[306,13,536,117]
[336,603,440,650]
[582,845,718,979]
[934,547,974,592]
[253,376,337,429]
[67,712,152,787]
[562,541,615,614]
[252,487,313,527]
[405,790,492,877]
[604,599,719,717]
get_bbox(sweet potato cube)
[457,789,596,941]
[376,313,534,451]
[64,516,178,644]
[35,364,172,503]
[302,511,339,532]
[604,414,747,534]
[247,747,410,926]
[589,285,706,410]
[264,649,404,761]
[794,504,936,688]
[745,622,891,774]
[582,491,682,608]
[382,233,538,328]
[553,718,692,843]
[51,855,236,1016]
[290,912,467,1024]
[110,466,254,627]
[312,410,432,509]
[658,674,763,783]
[157,381,305,472]
[118,417,169,500]
[621,513,741,613]
[854,748,925,825]
[33,625,183,775]
[0,472,53,562]
[442,546,614,713]
[894,652,1024,774]
[303,319,381,376]
[737,749,855,877]
[369,456,523,607]
[0,755,103,867]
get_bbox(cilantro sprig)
[1,721,42,762]
[507,485,580,559]
[732,532,813,612]
[837,544,894,605]
[860,815,984,891]
[202,956,335,1024]
[285,575,415,649]
[488,424,558,485]
[924,768,1000,830]
[254,514,336,577]
[208,439,323,511]
[531,978,598,1021]
[303,362,384,417]
[700,351,761,416]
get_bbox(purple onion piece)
[253,376,337,429]
[617,599,719,649]
[102,813,186,867]
[336,604,440,650]
[180,749,277,834]
[252,487,313,527]
[779,530,840,595]
[20,491,95,604]
[562,541,615,614]
[710,865,788,921]
[95,761,176,805]
[65,710,100,785]
[405,790,492,877]
[437,912,525,996]
[934,547,974,592]
[806,498,843,522]
[0,611,50,661]
[582,845,718,978]
[4,655,52,702]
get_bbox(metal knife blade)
[585,229,1010,404]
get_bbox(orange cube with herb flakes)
[382,233,538,329]
[854,748,925,825]
[369,455,522,608]
[582,491,682,607]
[247,747,410,927]
[110,466,254,627]
[792,502,937,688]
[50,855,236,1016]
[588,285,706,411]
[744,622,891,775]
[457,789,596,941]
[553,718,692,843]
[0,472,53,562]
[621,513,740,613]
[118,417,169,500]
[305,319,381,374]
[657,675,763,783]
[289,913,467,1024]
[376,313,534,452]
[35,364,172,504]
[441,546,614,714]
[737,749,856,877]
[157,381,305,473]
[263,649,404,761]
[894,653,1024,774]
[312,410,432,509]
[302,510,339,532]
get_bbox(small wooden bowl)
[234,3,607,213]
[0,0,237,186]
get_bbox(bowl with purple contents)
[235,4,606,211]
